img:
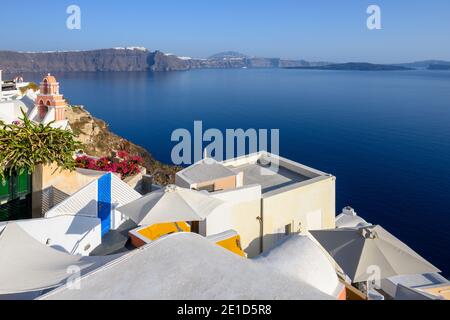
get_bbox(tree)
[0,111,83,180]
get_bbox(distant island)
[0,47,448,73]
[427,64,450,70]
[392,60,450,69]
[285,62,413,71]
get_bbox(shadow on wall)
[64,199,99,235]
[32,186,70,218]
[246,232,293,258]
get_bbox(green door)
[0,170,32,221]
[0,176,11,203]
[15,170,31,199]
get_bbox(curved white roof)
[254,235,342,297]
[41,233,334,300]
[0,222,118,295]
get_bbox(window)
[42,79,49,94]
[197,184,215,192]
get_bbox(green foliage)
[0,111,83,180]
[19,82,39,94]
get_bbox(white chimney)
[342,206,357,216]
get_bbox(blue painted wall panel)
[97,173,112,236]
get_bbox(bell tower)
[35,74,66,121]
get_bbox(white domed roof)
[254,235,341,296]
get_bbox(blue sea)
[21,69,450,275]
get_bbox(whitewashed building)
[0,71,69,129]
[176,152,336,257]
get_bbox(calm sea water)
[21,69,450,275]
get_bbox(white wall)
[42,108,55,124]
[45,180,98,218]
[261,176,336,252]
[0,101,29,123]
[110,174,141,229]
[45,174,141,230]
[206,185,263,257]
[0,102,14,122]
[207,185,261,235]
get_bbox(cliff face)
[66,106,180,185]
[149,51,191,71]
[0,49,153,73]
[0,48,330,73]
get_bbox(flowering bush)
[75,151,144,179]
[75,156,95,169]
[117,150,129,159]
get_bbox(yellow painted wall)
[261,176,336,252]
[205,198,262,258]
[229,199,262,258]
[205,176,336,257]
[32,164,103,195]
[31,163,104,216]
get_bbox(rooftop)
[176,152,333,195]
[40,232,334,300]
[43,74,57,84]
[223,152,333,195]
[229,162,309,193]
[178,159,237,184]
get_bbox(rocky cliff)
[0,48,330,73]
[0,49,153,73]
[66,105,180,185]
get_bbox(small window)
[197,184,215,192]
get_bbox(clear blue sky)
[0,0,449,63]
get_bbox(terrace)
[222,152,332,195]
[176,152,332,195]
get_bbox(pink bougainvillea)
[75,151,144,179]
[117,150,129,159]
[75,155,96,169]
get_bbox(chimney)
[342,206,357,216]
